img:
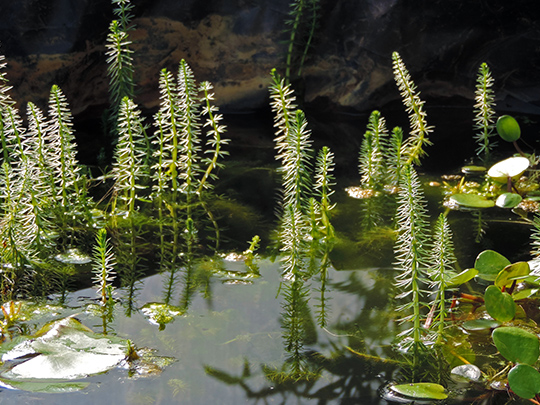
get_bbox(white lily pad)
[0,317,128,381]
[487,157,530,183]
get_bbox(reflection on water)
[0,256,399,404]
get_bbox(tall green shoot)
[392,52,434,166]
[474,62,496,160]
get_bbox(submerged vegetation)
[1,0,540,403]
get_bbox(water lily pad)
[390,382,447,400]
[475,250,511,281]
[496,115,521,142]
[487,156,530,183]
[495,193,522,208]
[485,285,515,322]
[448,193,495,209]
[462,319,500,331]
[461,165,486,174]
[495,261,530,289]
[446,268,478,287]
[508,364,540,399]
[54,248,92,265]
[0,378,89,393]
[492,326,540,365]
[451,364,482,383]
[0,316,129,381]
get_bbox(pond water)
[0,260,399,404]
[2,107,540,404]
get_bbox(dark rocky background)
[0,0,539,171]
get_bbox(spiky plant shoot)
[474,63,497,160]
[92,228,116,305]
[111,97,148,216]
[392,52,434,165]
[427,214,456,345]
[394,164,431,354]
[359,110,388,190]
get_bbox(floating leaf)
[461,165,486,174]
[0,317,128,381]
[462,319,500,331]
[448,193,495,209]
[513,288,539,300]
[484,285,515,322]
[446,268,478,287]
[0,378,89,393]
[492,326,540,365]
[54,248,92,264]
[451,364,482,383]
[475,250,511,281]
[496,115,521,142]
[495,261,530,289]
[495,193,522,209]
[390,383,448,400]
[508,364,540,399]
[487,156,529,183]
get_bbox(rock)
[0,0,539,116]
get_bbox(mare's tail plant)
[110,96,148,298]
[312,146,335,327]
[427,213,456,346]
[111,96,148,219]
[269,69,335,377]
[385,127,404,188]
[393,164,430,360]
[473,62,496,161]
[284,0,321,85]
[392,52,434,166]
[92,228,116,306]
[151,60,228,278]
[48,85,92,234]
[359,110,388,191]
[106,0,136,143]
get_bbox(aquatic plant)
[426,213,456,345]
[92,228,116,305]
[269,69,336,378]
[358,110,388,191]
[48,85,92,231]
[393,164,430,355]
[284,0,320,84]
[473,62,497,160]
[106,0,135,140]
[392,52,434,166]
[111,96,148,217]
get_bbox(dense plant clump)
[2,1,540,403]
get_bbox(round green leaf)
[390,383,448,400]
[461,165,486,174]
[508,364,540,399]
[495,261,530,289]
[495,193,522,209]
[475,250,511,281]
[496,115,521,142]
[462,319,500,331]
[487,156,530,183]
[492,326,540,365]
[485,285,515,322]
[448,193,495,209]
[513,288,539,300]
[446,268,479,287]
